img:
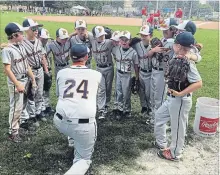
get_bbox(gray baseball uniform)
[69,32,93,68]
[89,36,114,112]
[54,66,101,173]
[154,59,201,158]
[133,41,152,111]
[2,43,29,135]
[21,38,45,118]
[112,46,118,110]
[150,38,175,119]
[41,42,52,112]
[112,46,139,113]
[46,40,71,78]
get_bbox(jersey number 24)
[63,79,89,99]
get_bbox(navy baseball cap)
[23,18,43,28]
[5,22,28,36]
[175,20,197,35]
[70,44,90,60]
[174,32,195,47]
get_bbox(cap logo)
[141,26,146,31]
[78,20,83,25]
[160,23,168,28]
[114,32,118,36]
[62,29,67,35]
[123,31,128,35]
[97,27,103,33]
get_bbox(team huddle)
[2,17,203,174]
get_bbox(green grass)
[0,12,219,174]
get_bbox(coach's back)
[56,66,101,119]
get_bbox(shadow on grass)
[0,112,154,175]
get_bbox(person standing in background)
[141,7,147,26]
[175,8,183,24]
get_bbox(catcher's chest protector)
[165,57,190,92]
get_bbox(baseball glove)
[129,37,141,47]
[150,37,162,48]
[44,72,52,91]
[131,76,140,94]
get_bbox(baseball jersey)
[46,40,71,66]
[1,44,29,83]
[69,32,93,62]
[56,66,102,119]
[22,38,46,68]
[133,41,152,70]
[112,46,139,73]
[89,36,114,65]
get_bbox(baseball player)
[69,19,93,68]
[46,28,71,79]
[174,20,202,63]
[54,44,101,174]
[1,22,36,142]
[21,18,49,126]
[112,31,139,120]
[154,32,202,161]
[110,31,121,111]
[132,25,153,118]
[88,26,114,119]
[147,18,177,125]
[37,28,55,116]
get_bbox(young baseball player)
[110,31,121,111]
[88,26,114,119]
[174,20,202,63]
[147,18,178,125]
[37,28,55,116]
[154,32,202,161]
[2,22,36,142]
[132,25,153,118]
[54,44,101,175]
[46,28,71,79]
[21,18,49,126]
[112,31,139,120]
[69,19,93,68]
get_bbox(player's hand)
[168,88,183,97]
[15,83,25,93]
[153,46,167,53]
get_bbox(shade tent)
[71,5,87,10]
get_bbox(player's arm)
[4,64,25,93]
[42,54,49,73]
[186,48,202,63]
[133,52,139,80]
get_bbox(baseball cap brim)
[138,31,150,35]
[96,31,107,38]
[120,35,130,39]
[110,37,120,41]
[159,27,169,31]
[59,35,69,39]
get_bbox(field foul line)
[196,22,211,27]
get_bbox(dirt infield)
[29,15,219,30]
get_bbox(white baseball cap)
[23,18,43,28]
[175,20,189,30]
[94,26,107,38]
[138,25,151,35]
[38,28,51,39]
[120,31,131,39]
[56,28,69,39]
[159,18,177,30]
[75,20,87,29]
[110,31,120,41]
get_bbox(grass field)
[0,12,219,175]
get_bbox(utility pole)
[188,1,193,19]
[156,0,159,11]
